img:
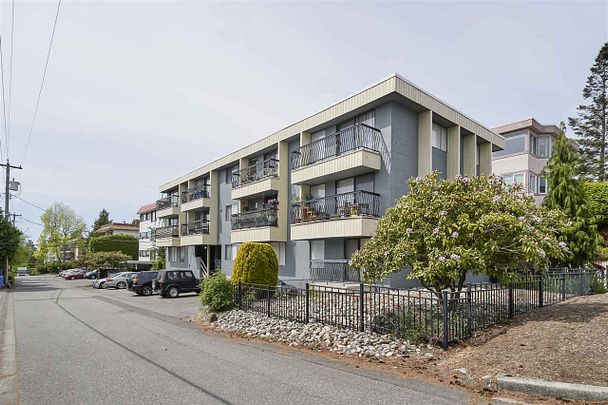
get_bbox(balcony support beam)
[418,110,433,177]
[277,140,289,242]
[479,142,492,176]
[447,125,461,179]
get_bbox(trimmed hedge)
[584,181,608,231]
[35,261,76,274]
[88,234,138,260]
[231,242,278,286]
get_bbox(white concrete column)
[209,170,219,242]
[418,110,433,177]
[447,125,461,179]
[462,133,477,177]
[479,142,492,176]
[277,140,289,242]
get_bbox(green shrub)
[88,234,138,260]
[590,276,608,294]
[199,272,234,311]
[35,261,76,274]
[231,242,278,286]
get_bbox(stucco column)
[178,182,187,236]
[209,170,219,242]
[479,142,492,176]
[447,125,461,178]
[462,133,477,177]
[418,110,432,177]
[298,131,311,200]
[277,140,289,242]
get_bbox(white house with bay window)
[492,118,562,204]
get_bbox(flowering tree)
[351,173,569,297]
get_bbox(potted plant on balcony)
[340,202,352,218]
[350,203,361,217]
[267,198,279,209]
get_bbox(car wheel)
[142,286,153,296]
[116,281,126,289]
[100,282,106,289]
[91,275,96,279]
[69,276,74,280]
[168,286,179,298]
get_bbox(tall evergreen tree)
[91,209,111,235]
[543,123,601,266]
[569,42,608,180]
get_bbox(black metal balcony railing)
[181,184,211,203]
[181,220,210,236]
[310,260,361,282]
[290,123,382,170]
[291,190,380,223]
[157,195,179,210]
[232,158,279,188]
[155,225,179,238]
[231,208,278,230]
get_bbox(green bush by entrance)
[199,272,234,311]
[231,242,278,286]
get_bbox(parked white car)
[92,277,109,289]
[103,272,135,289]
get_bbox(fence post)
[508,282,514,319]
[442,290,449,350]
[358,283,365,332]
[305,283,310,324]
[237,282,242,310]
[561,273,566,301]
[538,277,544,308]
[267,284,271,317]
[466,284,472,338]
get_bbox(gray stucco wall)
[218,166,238,276]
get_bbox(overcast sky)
[3,0,607,241]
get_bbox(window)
[539,176,547,194]
[224,244,231,261]
[336,178,354,194]
[270,243,286,266]
[225,205,232,222]
[311,184,325,199]
[183,271,195,281]
[503,172,525,187]
[538,138,549,158]
[530,135,537,155]
[231,244,239,260]
[494,134,526,157]
[432,124,447,151]
[226,165,238,184]
[310,240,325,260]
[529,173,538,193]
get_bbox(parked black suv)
[153,270,200,298]
[128,271,159,296]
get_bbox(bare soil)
[439,293,608,387]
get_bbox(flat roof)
[160,73,504,191]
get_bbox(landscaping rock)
[212,309,423,359]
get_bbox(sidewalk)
[0,289,18,405]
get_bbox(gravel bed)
[212,309,427,359]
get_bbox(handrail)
[290,123,382,169]
[157,195,179,209]
[232,158,279,188]
[155,225,179,238]
[231,207,278,230]
[291,190,381,222]
[181,219,210,235]
[181,184,210,203]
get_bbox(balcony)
[310,260,361,283]
[157,195,179,218]
[231,158,280,200]
[154,225,180,247]
[180,220,215,246]
[290,190,381,240]
[181,184,211,212]
[291,123,382,185]
[230,207,282,243]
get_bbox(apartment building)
[492,118,561,204]
[137,202,160,262]
[157,74,504,287]
[96,222,140,237]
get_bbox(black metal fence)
[290,123,382,169]
[310,260,361,282]
[234,269,606,349]
[232,158,279,188]
[231,208,278,230]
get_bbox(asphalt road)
[11,275,471,405]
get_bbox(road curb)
[0,290,19,405]
[484,375,608,402]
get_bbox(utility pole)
[0,160,22,288]
[11,213,21,226]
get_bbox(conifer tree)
[569,42,608,180]
[543,123,601,266]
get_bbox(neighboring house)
[96,222,140,237]
[137,201,161,262]
[156,74,504,287]
[492,118,567,204]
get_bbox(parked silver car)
[103,272,136,289]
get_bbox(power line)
[15,195,45,211]
[18,216,43,227]
[20,0,62,166]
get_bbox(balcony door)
[311,184,326,217]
